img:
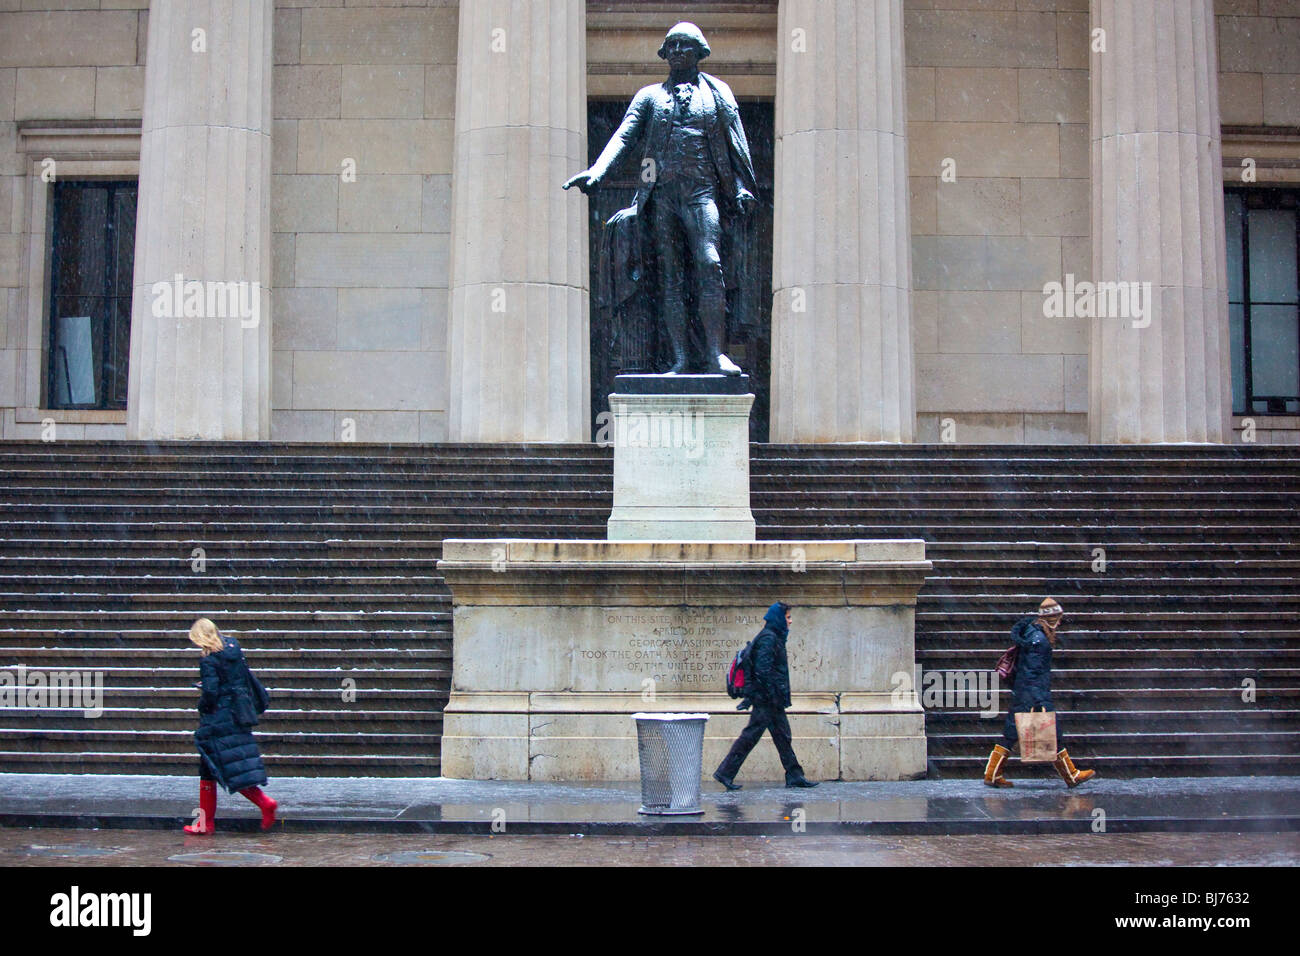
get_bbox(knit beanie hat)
[1038,597,1064,618]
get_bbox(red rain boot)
[240,786,278,830]
[184,779,217,834]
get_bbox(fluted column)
[770,0,914,442]
[1090,0,1232,443]
[126,0,273,440]
[447,0,589,442]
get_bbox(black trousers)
[715,702,804,781]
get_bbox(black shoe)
[785,776,819,789]
[712,770,742,791]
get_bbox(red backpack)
[726,640,755,699]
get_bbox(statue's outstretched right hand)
[562,170,601,194]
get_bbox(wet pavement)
[1,826,1295,866]
[1,773,1297,835]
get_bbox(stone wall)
[1218,0,1300,128]
[905,0,1091,444]
[270,0,456,443]
[0,1,147,439]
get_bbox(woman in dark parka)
[983,598,1096,789]
[183,618,277,833]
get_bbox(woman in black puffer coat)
[983,598,1096,789]
[183,618,277,833]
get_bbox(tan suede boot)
[1053,748,1096,787]
[983,744,1014,787]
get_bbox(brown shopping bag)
[1015,706,1057,763]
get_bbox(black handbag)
[231,655,270,727]
[247,664,270,715]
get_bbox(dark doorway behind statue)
[586,99,774,441]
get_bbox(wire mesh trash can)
[632,713,710,815]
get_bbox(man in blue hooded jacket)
[713,602,819,789]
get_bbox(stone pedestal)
[606,375,756,541]
[437,539,931,781]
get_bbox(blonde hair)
[189,618,224,656]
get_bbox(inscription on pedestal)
[580,609,796,688]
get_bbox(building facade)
[0,0,1297,445]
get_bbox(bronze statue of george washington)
[563,22,758,376]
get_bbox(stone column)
[126,0,273,440]
[447,0,589,442]
[770,0,915,442]
[1089,0,1232,443]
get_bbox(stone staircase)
[0,441,1296,778]
[751,444,1300,777]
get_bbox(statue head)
[657,21,711,66]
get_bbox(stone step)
[926,731,1299,756]
[0,521,608,539]
[12,483,1300,500]
[916,627,1300,638]
[916,609,1300,621]
[0,645,448,662]
[0,630,449,647]
[926,544,1300,558]
[0,596,452,614]
[0,752,443,776]
[0,686,449,710]
[0,559,454,573]
[923,574,1300,587]
[10,476,1300,494]
[0,610,450,623]
[0,708,442,731]
[928,687,1300,710]
[0,575,448,591]
[0,539,447,556]
[919,669,1300,689]
[764,526,1300,542]
[0,729,442,757]
[917,648,1299,665]
[9,499,1300,520]
[926,754,1300,777]
[2,535,1292,552]
[926,713,1295,735]
[0,665,447,689]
